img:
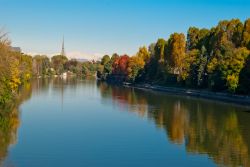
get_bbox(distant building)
[61,36,66,56]
[10,47,21,52]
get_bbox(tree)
[151,39,166,81]
[187,46,208,87]
[65,59,85,76]
[0,32,32,104]
[136,46,150,63]
[101,55,110,65]
[155,39,166,63]
[209,19,243,49]
[242,19,250,49]
[165,33,186,79]
[51,55,68,75]
[187,27,200,50]
[187,27,210,50]
[97,54,119,80]
[229,19,244,47]
[127,56,145,82]
[82,61,99,77]
[112,55,129,75]
[148,43,156,57]
[208,45,249,92]
[238,55,250,94]
[102,55,113,74]
[185,49,200,86]
[95,18,250,95]
[32,55,50,77]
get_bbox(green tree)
[82,61,99,77]
[187,46,208,87]
[208,46,249,92]
[51,55,68,75]
[153,39,166,81]
[242,19,250,49]
[237,55,250,94]
[32,55,50,77]
[187,27,200,50]
[187,27,210,50]
[97,54,119,80]
[155,39,166,63]
[101,55,110,65]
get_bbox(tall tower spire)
[61,36,65,56]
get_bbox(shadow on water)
[97,81,250,167]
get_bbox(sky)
[0,0,250,60]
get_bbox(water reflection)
[0,83,32,167]
[1,79,250,167]
[0,77,80,166]
[97,81,250,167]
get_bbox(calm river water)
[1,78,250,167]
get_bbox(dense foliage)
[0,35,32,104]
[98,18,250,95]
[32,54,100,78]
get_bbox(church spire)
[61,36,65,56]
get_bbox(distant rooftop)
[11,47,21,52]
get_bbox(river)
[0,78,250,167]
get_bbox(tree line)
[32,54,99,77]
[1,18,250,105]
[97,18,250,95]
[0,32,99,104]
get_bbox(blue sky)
[0,0,249,59]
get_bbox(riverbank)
[123,83,250,106]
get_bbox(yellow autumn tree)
[165,33,186,80]
[127,56,145,82]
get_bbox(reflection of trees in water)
[97,81,250,167]
[185,107,249,167]
[97,82,149,117]
[0,83,32,166]
[31,77,80,95]
[0,77,94,165]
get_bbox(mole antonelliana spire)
[61,36,65,56]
